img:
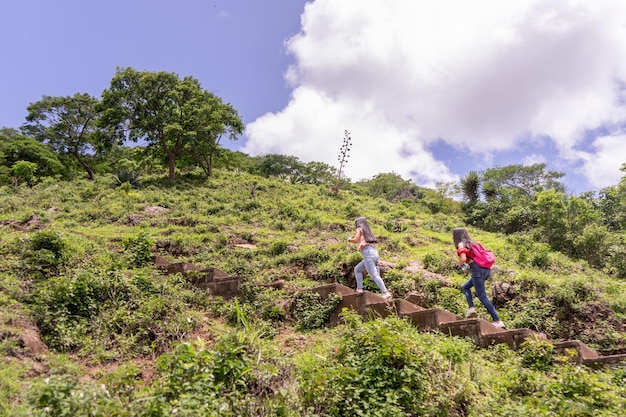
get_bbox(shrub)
[29,273,101,352]
[297,312,430,416]
[122,232,154,267]
[519,337,555,371]
[422,251,456,274]
[268,240,289,256]
[292,291,342,331]
[22,230,68,277]
[114,168,140,189]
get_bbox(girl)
[452,227,505,329]
[348,217,392,300]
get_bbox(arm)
[348,227,362,243]
[457,242,469,266]
[458,252,468,266]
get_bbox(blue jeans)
[354,245,388,293]
[461,262,500,321]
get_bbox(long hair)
[452,227,474,249]
[355,217,377,243]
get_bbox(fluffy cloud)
[243,0,626,190]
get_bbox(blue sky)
[0,0,304,125]
[2,0,626,195]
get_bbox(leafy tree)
[98,67,243,181]
[254,154,305,180]
[299,161,336,185]
[213,148,256,173]
[598,164,626,232]
[534,189,567,250]
[359,172,424,202]
[0,132,65,183]
[12,161,37,186]
[482,163,565,199]
[22,93,115,180]
[564,195,603,251]
[185,101,244,177]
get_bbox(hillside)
[1,170,625,416]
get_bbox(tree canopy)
[98,67,243,181]
[22,93,115,181]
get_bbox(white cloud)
[578,134,626,188]
[243,0,626,190]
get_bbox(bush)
[114,168,140,189]
[122,232,154,267]
[422,251,456,274]
[519,337,555,371]
[292,291,342,331]
[22,230,68,278]
[297,313,430,416]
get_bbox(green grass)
[0,170,625,416]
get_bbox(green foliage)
[422,251,456,274]
[268,240,289,256]
[383,219,407,233]
[519,337,555,371]
[122,232,154,267]
[20,230,69,278]
[149,303,281,416]
[0,133,66,183]
[297,313,430,416]
[25,374,124,417]
[99,67,243,181]
[12,161,37,186]
[360,172,424,202]
[292,291,342,331]
[23,93,116,181]
[607,234,626,278]
[114,168,140,189]
[0,161,626,416]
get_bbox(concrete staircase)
[311,282,626,369]
[155,256,626,369]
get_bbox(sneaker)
[465,307,477,318]
[493,320,506,329]
[356,288,364,295]
[382,291,392,301]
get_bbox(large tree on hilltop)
[482,163,565,199]
[98,67,243,181]
[22,93,114,180]
[184,97,244,177]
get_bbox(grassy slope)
[0,170,625,416]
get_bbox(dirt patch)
[0,215,46,232]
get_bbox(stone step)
[309,283,626,369]
[438,318,506,346]
[402,308,461,332]
[583,353,626,369]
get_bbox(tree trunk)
[168,153,176,181]
[75,150,95,181]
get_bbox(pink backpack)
[470,242,496,268]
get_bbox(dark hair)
[452,227,474,249]
[355,217,377,243]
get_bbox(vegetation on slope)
[0,169,625,416]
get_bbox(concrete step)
[307,283,626,369]
[438,318,506,346]
[553,340,600,363]
[583,353,626,369]
[481,328,547,350]
[402,308,461,332]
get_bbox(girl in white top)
[348,217,392,300]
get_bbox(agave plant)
[114,168,140,188]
